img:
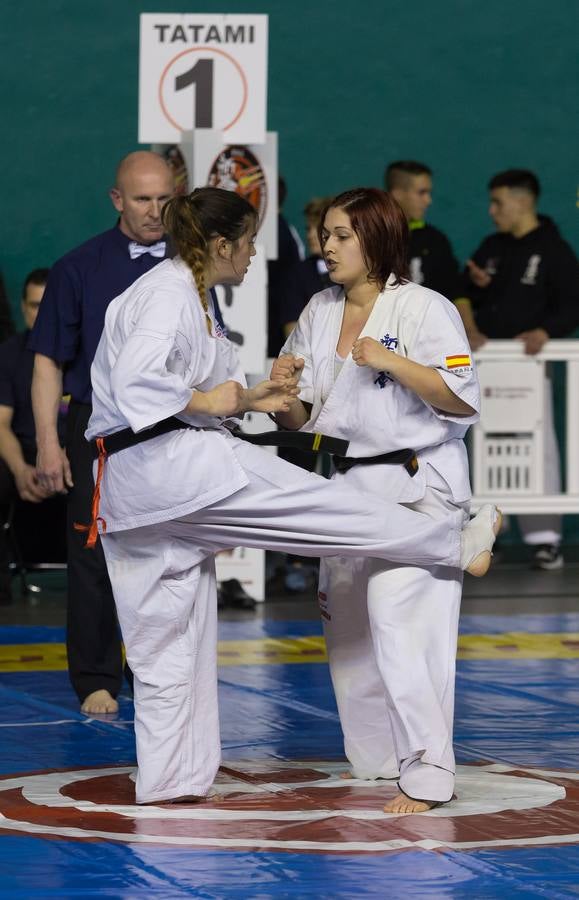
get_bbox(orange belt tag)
[73,437,108,548]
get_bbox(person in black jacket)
[0,269,67,604]
[455,169,579,570]
[384,161,459,298]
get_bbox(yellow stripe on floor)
[1,633,579,672]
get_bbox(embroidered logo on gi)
[374,372,392,389]
[380,333,399,350]
[445,354,472,374]
[521,254,541,286]
[374,334,398,387]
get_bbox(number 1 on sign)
[175,59,214,128]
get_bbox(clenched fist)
[351,337,392,370]
[270,354,305,383]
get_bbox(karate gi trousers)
[321,464,469,803]
[100,442,463,803]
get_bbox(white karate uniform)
[281,277,481,803]
[87,260,467,804]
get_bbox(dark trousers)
[66,401,126,702]
[0,447,67,597]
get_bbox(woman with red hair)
[274,187,494,813]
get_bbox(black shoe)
[218,578,257,610]
[532,544,564,571]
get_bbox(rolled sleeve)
[27,262,81,363]
[280,300,316,405]
[412,296,480,424]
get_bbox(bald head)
[110,151,175,245]
[114,151,172,190]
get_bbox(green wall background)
[2,0,578,539]
[2,0,577,309]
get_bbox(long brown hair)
[319,188,409,289]
[162,187,257,330]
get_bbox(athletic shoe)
[532,544,564,571]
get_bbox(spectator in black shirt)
[385,161,459,298]
[0,269,66,603]
[455,169,579,570]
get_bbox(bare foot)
[168,792,222,804]
[339,771,353,780]
[81,689,119,715]
[383,790,443,814]
[139,792,222,805]
[461,505,503,577]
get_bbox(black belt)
[91,418,349,459]
[91,416,189,458]
[231,426,348,456]
[332,448,419,478]
[91,418,417,478]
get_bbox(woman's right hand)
[202,380,247,416]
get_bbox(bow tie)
[128,240,166,260]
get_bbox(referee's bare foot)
[384,790,443,814]
[81,689,119,715]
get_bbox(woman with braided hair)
[86,186,499,805]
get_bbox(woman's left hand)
[351,337,392,370]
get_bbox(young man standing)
[455,169,579,569]
[385,160,459,297]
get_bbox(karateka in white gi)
[274,188,496,813]
[85,187,499,806]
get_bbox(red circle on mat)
[0,761,576,853]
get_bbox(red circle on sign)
[158,46,249,134]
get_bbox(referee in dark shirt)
[385,161,459,298]
[29,152,175,714]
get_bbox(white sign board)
[139,14,268,144]
[215,546,265,602]
[213,244,267,373]
[478,360,543,431]
[185,130,277,259]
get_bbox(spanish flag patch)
[445,354,472,369]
